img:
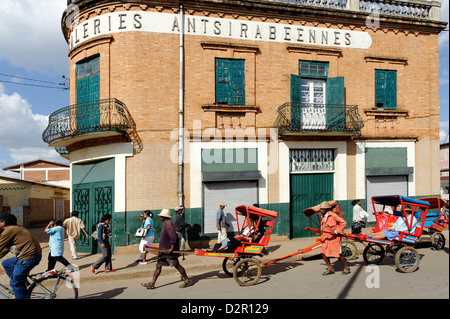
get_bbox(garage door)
[366,175,408,222]
[203,181,258,234]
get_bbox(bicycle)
[0,270,78,299]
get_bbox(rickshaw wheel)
[363,243,385,265]
[222,257,240,277]
[395,246,420,273]
[233,258,262,286]
[431,233,445,251]
[341,240,357,260]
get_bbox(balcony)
[42,98,132,147]
[274,102,364,135]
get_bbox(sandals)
[141,279,192,289]
[342,268,351,275]
[141,282,155,289]
[179,279,193,288]
[322,269,335,276]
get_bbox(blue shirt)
[141,217,154,237]
[216,208,226,228]
[46,226,65,257]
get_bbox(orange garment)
[320,211,347,257]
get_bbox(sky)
[0,0,449,178]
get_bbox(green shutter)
[290,74,302,128]
[76,57,100,132]
[326,77,345,131]
[326,77,345,105]
[375,70,397,109]
[215,58,245,105]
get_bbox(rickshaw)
[262,200,357,266]
[418,197,448,250]
[343,195,431,273]
[194,205,279,286]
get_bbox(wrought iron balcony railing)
[42,98,131,146]
[274,102,364,134]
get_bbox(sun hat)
[319,201,331,210]
[219,203,227,207]
[158,209,172,218]
[175,206,184,212]
[403,205,413,212]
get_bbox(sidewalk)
[1,227,447,285]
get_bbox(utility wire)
[0,79,68,90]
[0,72,65,86]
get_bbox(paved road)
[77,243,449,300]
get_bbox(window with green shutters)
[375,69,397,109]
[215,58,245,105]
[290,60,345,131]
[76,57,100,132]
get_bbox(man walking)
[217,203,230,243]
[172,206,192,251]
[63,211,89,260]
[141,209,192,289]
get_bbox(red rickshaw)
[195,205,279,286]
[418,197,448,250]
[343,195,431,273]
[262,200,357,266]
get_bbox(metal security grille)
[95,186,113,220]
[72,187,90,247]
[289,149,334,172]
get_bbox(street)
[76,243,449,300]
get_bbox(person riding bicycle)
[0,214,42,299]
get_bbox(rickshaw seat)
[258,235,269,246]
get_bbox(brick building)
[43,0,446,251]
[3,159,70,188]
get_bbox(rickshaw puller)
[319,201,351,276]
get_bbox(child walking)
[44,219,72,275]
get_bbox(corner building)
[43,0,446,251]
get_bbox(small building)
[2,159,70,189]
[0,176,70,227]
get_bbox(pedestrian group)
[0,198,390,298]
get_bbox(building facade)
[43,0,446,251]
[0,176,70,227]
[3,159,70,188]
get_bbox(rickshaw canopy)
[235,205,279,219]
[372,195,430,209]
[417,197,447,209]
[302,200,339,218]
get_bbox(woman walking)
[138,210,155,265]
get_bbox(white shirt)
[353,204,369,222]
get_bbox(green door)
[290,173,334,238]
[76,57,100,132]
[72,158,115,253]
[72,181,114,253]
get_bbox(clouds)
[0,0,68,74]
[0,83,64,167]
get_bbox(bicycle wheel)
[341,240,357,260]
[233,258,261,287]
[28,275,78,299]
[431,232,445,250]
[222,257,240,277]
[363,243,385,265]
[395,246,420,273]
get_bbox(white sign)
[69,11,372,51]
